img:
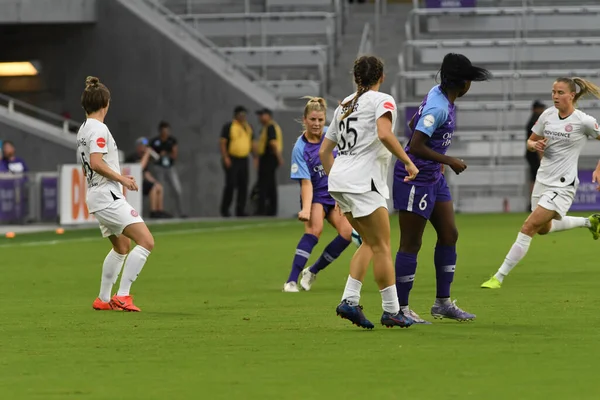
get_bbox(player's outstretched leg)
[587,214,600,240]
[110,222,154,312]
[302,209,353,291]
[542,215,595,238]
[482,206,555,289]
[93,235,129,311]
[301,235,350,291]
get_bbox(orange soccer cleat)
[110,294,141,312]
[92,297,114,311]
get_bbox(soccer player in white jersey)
[78,76,155,311]
[482,77,600,289]
[319,56,419,329]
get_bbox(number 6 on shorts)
[418,194,428,211]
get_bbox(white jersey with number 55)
[325,90,397,198]
[76,118,123,213]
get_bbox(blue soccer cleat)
[381,310,414,328]
[336,300,374,329]
[430,299,475,322]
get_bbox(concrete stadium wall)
[0,1,306,217]
[0,121,74,172]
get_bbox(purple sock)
[309,235,351,274]
[287,234,319,283]
[434,245,456,298]
[395,251,417,306]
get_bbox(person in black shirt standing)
[125,137,171,219]
[255,108,283,216]
[151,121,186,217]
[525,100,546,209]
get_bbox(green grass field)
[1,213,598,399]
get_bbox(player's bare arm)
[592,160,600,191]
[298,179,313,221]
[318,137,336,175]
[376,114,418,181]
[409,130,466,174]
[408,113,417,132]
[527,133,547,153]
[89,152,138,191]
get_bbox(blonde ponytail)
[302,96,327,118]
[572,77,600,103]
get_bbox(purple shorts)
[393,175,452,220]
[300,194,336,217]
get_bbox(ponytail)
[572,77,600,103]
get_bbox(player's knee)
[305,227,322,239]
[438,228,459,245]
[370,238,390,255]
[399,238,421,254]
[521,221,540,237]
[138,234,155,252]
[537,221,552,235]
[114,239,130,255]
[339,224,353,241]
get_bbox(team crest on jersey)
[565,124,573,133]
[423,114,435,128]
[96,137,106,148]
[131,209,139,217]
[383,102,395,110]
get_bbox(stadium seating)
[409,6,600,39]
[160,1,344,101]
[398,0,600,213]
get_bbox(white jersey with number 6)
[532,107,600,187]
[325,90,397,197]
[76,118,123,213]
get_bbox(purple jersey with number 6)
[394,85,456,186]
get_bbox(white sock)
[341,275,362,306]
[117,246,151,296]
[98,250,126,302]
[380,285,400,314]
[549,216,589,233]
[494,232,532,282]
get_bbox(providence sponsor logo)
[543,130,571,139]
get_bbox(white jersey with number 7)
[325,90,397,197]
[76,118,123,213]
[532,107,600,187]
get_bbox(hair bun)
[85,76,100,88]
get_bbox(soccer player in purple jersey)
[393,53,491,323]
[282,97,357,293]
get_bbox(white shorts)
[329,191,388,218]
[531,181,576,219]
[93,199,144,238]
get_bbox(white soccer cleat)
[401,306,432,324]
[282,281,299,293]
[300,268,317,291]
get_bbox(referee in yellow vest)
[220,106,257,217]
[255,108,283,216]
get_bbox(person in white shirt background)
[77,76,155,312]
[320,55,419,329]
[482,77,600,289]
